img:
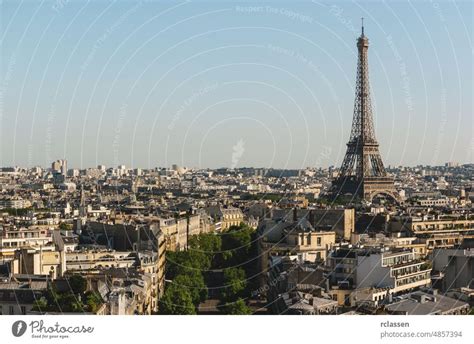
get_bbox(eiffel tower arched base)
[363,177,400,202]
[331,176,400,203]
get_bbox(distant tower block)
[332,20,399,202]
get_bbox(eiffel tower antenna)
[331,23,399,202]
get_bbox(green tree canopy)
[59,222,72,231]
[221,298,252,315]
[221,267,247,301]
[221,224,253,266]
[166,250,211,279]
[68,275,87,294]
[173,273,207,306]
[85,291,103,313]
[159,283,196,315]
[188,233,222,253]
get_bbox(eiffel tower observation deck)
[331,20,399,202]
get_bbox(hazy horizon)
[1,160,471,171]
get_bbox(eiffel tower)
[332,20,399,202]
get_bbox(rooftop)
[386,291,469,315]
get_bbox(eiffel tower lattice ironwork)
[332,20,399,202]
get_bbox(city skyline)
[1,1,472,169]
[0,0,473,331]
[0,160,471,171]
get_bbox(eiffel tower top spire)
[361,17,364,37]
[351,20,375,146]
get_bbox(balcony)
[391,260,431,278]
[390,259,426,269]
[394,270,431,288]
[392,267,431,279]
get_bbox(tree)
[68,275,87,294]
[159,283,196,315]
[221,298,252,315]
[32,297,48,312]
[31,280,105,314]
[162,232,226,314]
[221,224,253,267]
[221,267,247,301]
[59,293,84,312]
[188,233,221,253]
[59,222,72,231]
[173,273,207,306]
[166,250,210,279]
[188,233,222,270]
[85,291,103,313]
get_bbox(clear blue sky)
[1,0,472,169]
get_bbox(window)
[317,237,322,246]
[9,306,14,315]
